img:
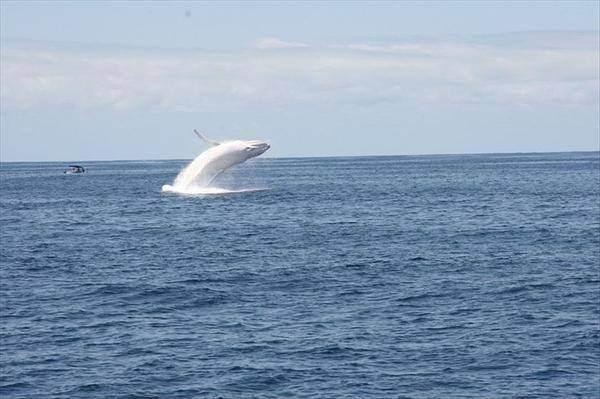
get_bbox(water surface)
[1,152,599,398]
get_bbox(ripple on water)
[1,153,598,398]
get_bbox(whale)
[163,129,270,192]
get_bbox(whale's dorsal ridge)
[193,129,221,147]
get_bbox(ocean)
[1,152,599,398]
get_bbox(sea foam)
[161,184,265,195]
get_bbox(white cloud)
[252,37,309,49]
[1,33,598,112]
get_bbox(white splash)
[161,185,266,195]
[162,131,270,195]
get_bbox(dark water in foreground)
[1,152,599,398]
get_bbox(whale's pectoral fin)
[194,129,220,146]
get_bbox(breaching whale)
[162,129,270,193]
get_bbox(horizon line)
[1,149,598,164]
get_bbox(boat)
[64,165,85,174]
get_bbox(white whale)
[162,129,270,193]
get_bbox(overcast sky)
[1,1,599,161]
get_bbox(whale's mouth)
[246,141,270,156]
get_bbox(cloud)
[252,37,309,49]
[1,33,598,112]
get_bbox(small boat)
[64,165,85,174]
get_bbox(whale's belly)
[173,143,248,188]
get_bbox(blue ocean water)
[1,152,599,398]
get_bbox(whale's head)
[243,140,270,158]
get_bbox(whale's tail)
[194,129,220,146]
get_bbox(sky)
[1,1,599,161]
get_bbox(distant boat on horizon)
[64,165,85,174]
